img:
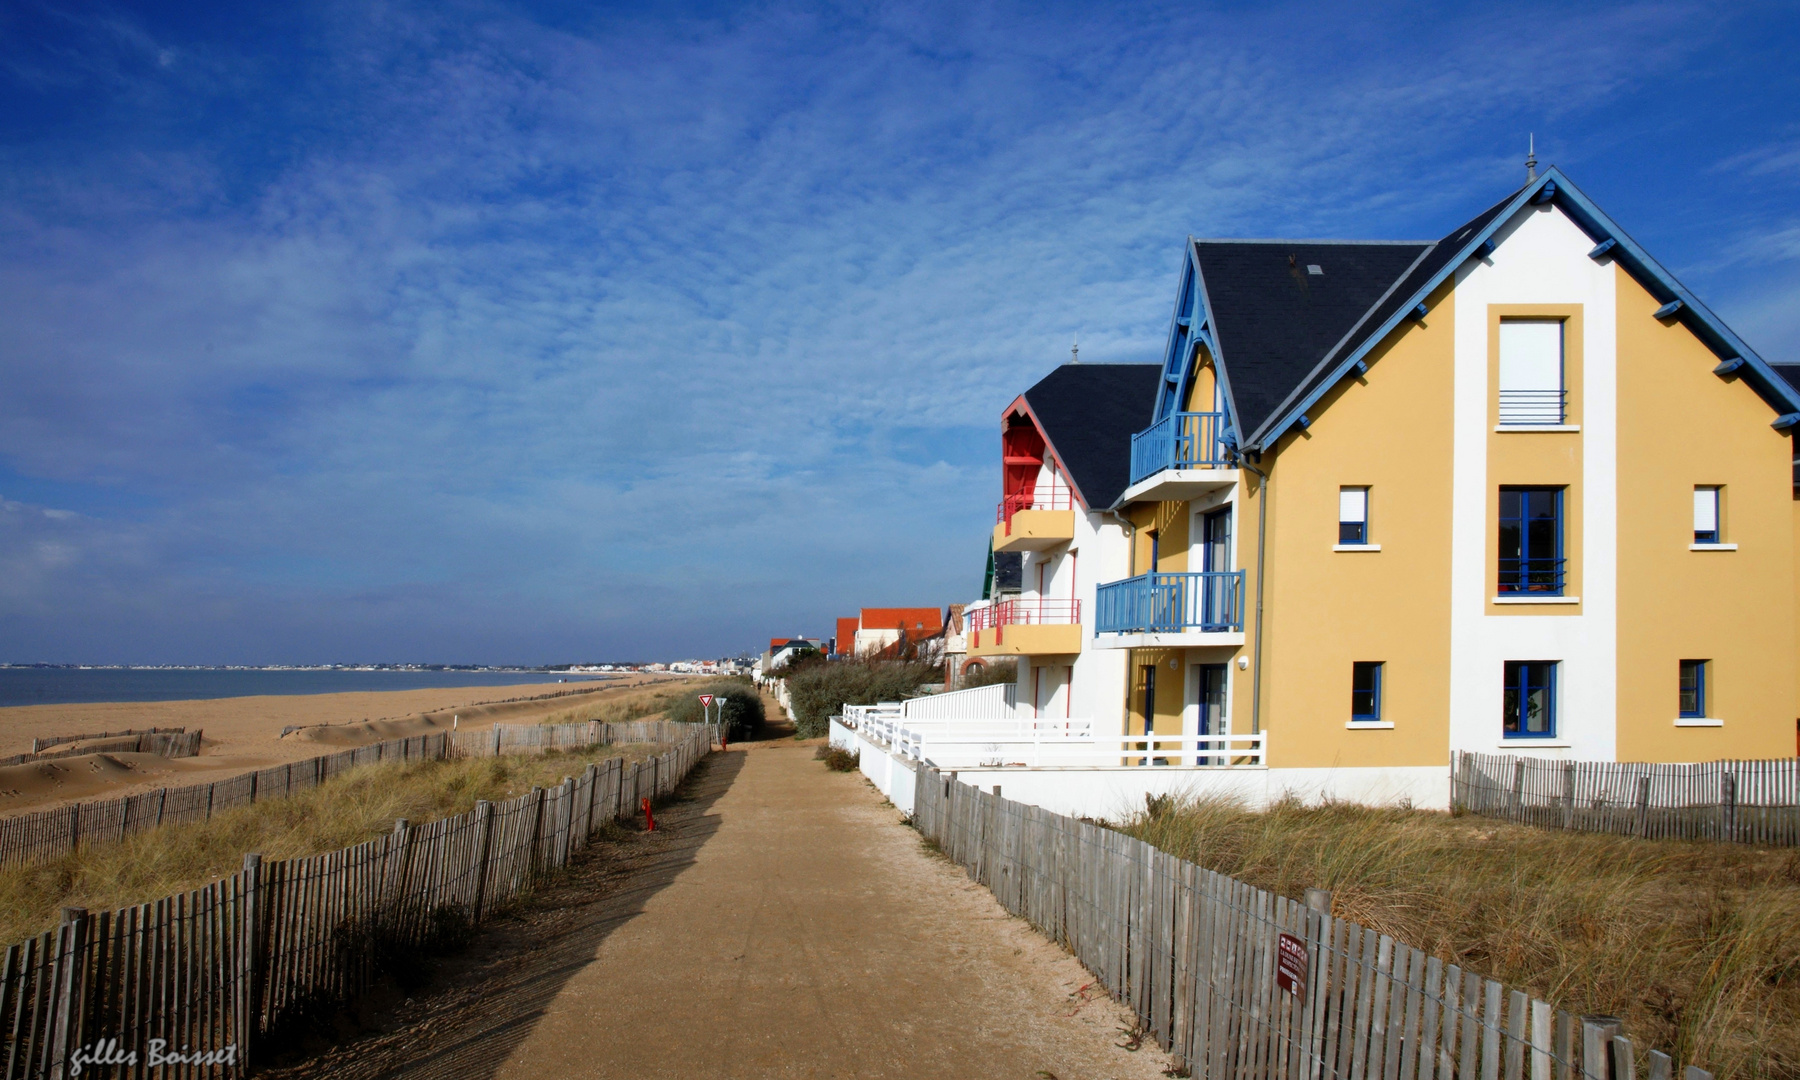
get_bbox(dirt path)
[265,736,1171,1080]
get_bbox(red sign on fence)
[1276,933,1307,997]
[699,695,715,707]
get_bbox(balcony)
[1093,571,1246,648]
[966,597,1084,657]
[1120,411,1236,504]
[992,489,1076,552]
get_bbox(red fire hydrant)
[641,796,655,831]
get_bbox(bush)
[814,745,859,772]
[957,658,1017,689]
[785,659,940,739]
[663,677,765,740]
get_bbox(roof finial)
[1526,133,1537,183]
[1070,333,1080,365]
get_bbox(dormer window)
[1498,319,1566,425]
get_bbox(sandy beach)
[0,673,695,816]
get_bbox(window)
[1693,487,1721,544]
[1679,660,1708,718]
[1351,662,1383,722]
[1339,487,1369,545]
[1498,487,1564,594]
[1498,319,1566,425]
[1503,661,1557,737]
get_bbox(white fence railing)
[901,728,1265,769]
[901,682,1016,720]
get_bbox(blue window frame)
[1498,487,1564,594]
[1679,659,1707,718]
[1503,661,1557,737]
[1351,662,1383,722]
[1339,487,1368,545]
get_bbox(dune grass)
[534,679,703,726]
[1116,796,1800,1080]
[0,741,663,946]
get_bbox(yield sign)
[699,695,716,707]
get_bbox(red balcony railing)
[995,488,1073,534]
[966,597,1083,630]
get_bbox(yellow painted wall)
[1249,281,1458,768]
[1614,265,1798,760]
[1126,649,1187,737]
[1185,355,1218,412]
[1125,502,1191,574]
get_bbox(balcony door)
[1200,507,1232,629]
[1186,662,1228,765]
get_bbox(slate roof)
[1021,363,1162,509]
[1195,241,1431,440]
[1772,365,1800,396]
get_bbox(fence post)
[49,906,87,1080]
[527,788,546,879]
[559,777,576,867]
[1510,760,1526,818]
[66,803,79,855]
[470,802,495,923]
[1721,773,1737,843]
[1634,776,1652,838]
[240,853,263,1072]
[1562,762,1577,829]
[1581,1017,1622,1080]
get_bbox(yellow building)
[1083,167,1799,768]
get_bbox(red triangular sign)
[699,695,715,706]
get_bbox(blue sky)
[1,1,1795,664]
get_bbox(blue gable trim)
[1251,167,1800,451]
[1152,240,1246,449]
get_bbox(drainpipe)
[1237,455,1271,736]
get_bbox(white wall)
[1449,202,1619,761]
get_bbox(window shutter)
[1694,488,1718,533]
[1339,487,1367,524]
[1498,320,1564,424]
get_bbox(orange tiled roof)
[859,607,944,634]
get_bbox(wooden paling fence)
[1453,751,1800,845]
[0,720,715,1079]
[913,767,1709,1080]
[1,734,203,771]
[30,731,189,754]
[0,719,700,869]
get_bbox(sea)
[0,668,611,709]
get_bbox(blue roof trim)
[1187,241,1247,444]
[1252,167,1799,450]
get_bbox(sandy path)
[0,675,692,815]
[265,736,1170,1080]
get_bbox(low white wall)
[850,726,917,816]
[914,762,1449,821]
[828,717,857,751]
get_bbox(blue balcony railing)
[1128,412,1232,484]
[1095,571,1246,634]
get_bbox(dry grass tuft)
[535,681,699,726]
[1117,795,1800,1080]
[0,742,664,946]
[814,745,860,772]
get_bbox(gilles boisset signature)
[70,1038,237,1075]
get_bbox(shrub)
[663,677,765,740]
[785,659,939,738]
[814,745,860,772]
[957,658,1018,689]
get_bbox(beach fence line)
[912,766,1708,1080]
[1452,751,1800,845]
[1,732,204,771]
[0,720,716,1079]
[30,730,191,755]
[0,719,703,870]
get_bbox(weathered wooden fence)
[913,766,1708,1080]
[29,730,189,754]
[0,720,714,1079]
[1453,751,1800,845]
[1,733,203,770]
[0,720,698,869]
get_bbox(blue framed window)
[1502,661,1557,738]
[1679,659,1707,718]
[1339,487,1368,545]
[1351,662,1383,722]
[1498,487,1564,594]
[1693,487,1720,545]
